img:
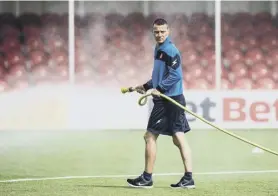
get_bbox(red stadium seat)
[46,36,67,52]
[200,49,215,68]
[221,67,229,80]
[5,64,28,85]
[28,50,48,68]
[2,36,21,53]
[221,78,233,90]
[49,50,68,67]
[260,35,278,52]
[25,37,45,52]
[51,65,69,81]
[0,25,20,38]
[223,49,243,66]
[0,65,6,79]
[22,26,42,38]
[195,35,214,53]
[233,78,253,90]
[181,49,199,66]
[230,63,249,79]
[222,36,240,51]
[271,66,278,82]
[239,36,258,52]
[31,64,52,81]
[249,63,270,81]
[255,78,276,89]
[183,65,206,83]
[267,49,278,66]
[244,49,264,66]
[5,50,26,68]
[188,78,212,90]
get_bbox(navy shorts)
[147,94,191,136]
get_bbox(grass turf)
[1,129,278,196]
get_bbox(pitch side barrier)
[0,85,276,130]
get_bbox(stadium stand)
[221,12,278,90]
[75,12,216,89]
[0,12,69,92]
[0,11,277,92]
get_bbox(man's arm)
[133,79,152,94]
[156,53,182,94]
[143,79,153,91]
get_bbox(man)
[126,18,195,189]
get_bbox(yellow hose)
[122,87,278,156]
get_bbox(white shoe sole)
[127,182,153,189]
[171,185,196,189]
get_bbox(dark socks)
[184,172,192,179]
[143,171,152,181]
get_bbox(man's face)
[153,24,169,44]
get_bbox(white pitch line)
[1,170,278,183]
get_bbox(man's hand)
[134,85,146,94]
[151,89,161,97]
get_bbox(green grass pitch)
[1,129,278,196]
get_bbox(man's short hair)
[153,18,168,26]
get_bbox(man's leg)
[144,131,159,176]
[127,98,164,188]
[171,131,195,188]
[172,132,192,173]
[126,131,159,188]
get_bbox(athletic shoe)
[127,175,153,188]
[170,177,195,189]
